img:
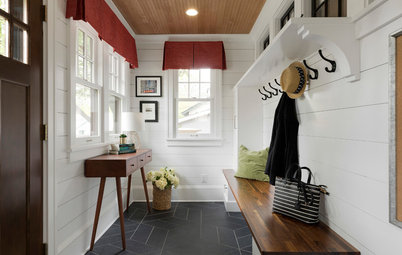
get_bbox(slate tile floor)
[86,202,252,255]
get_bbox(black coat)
[265,93,299,185]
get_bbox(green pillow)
[235,145,269,182]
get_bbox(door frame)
[389,29,402,229]
[43,0,56,254]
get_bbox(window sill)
[68,142,110,161]
[166,138,223,147]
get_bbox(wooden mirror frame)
[389,30,402,228]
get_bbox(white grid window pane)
[178,101,211,135]
[77,56,84,79]
[189,83,199,98]
[76,84,98,138]
[189,70,199,82]
[86,35,93,59]
[178,69,188,82]
[86,60,93,82]
[0,16,9,57]
[178,83,189,98]
[200,83,210,98]
[77,30,84,56]
[200,69,210,82]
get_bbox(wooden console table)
[85,149,152,251]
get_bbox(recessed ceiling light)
[186,9,198,16]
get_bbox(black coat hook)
[274,79,284,93]
[303,60,319,80]
[318,49,336,73]
[262,86,273,98]
[268,82,278,96]
[258,89,269,100]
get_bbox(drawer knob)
[140,159,144,162]
[131,164,135,167]
[147,155,151,158]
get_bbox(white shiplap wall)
[47,1,255,254]
[260,1,402,254]
[128,37,254,201]
[48,0,132,254]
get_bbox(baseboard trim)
[130,185,224,201]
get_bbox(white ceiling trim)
[104,0,136,38]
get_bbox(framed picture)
[140,101,159,122]
[136,76,162,97]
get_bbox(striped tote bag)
[272,166,329,224]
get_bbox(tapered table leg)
[140,167,151,213]
[126,174,132,210]
[90,177,106,251]
[115,177,126,250]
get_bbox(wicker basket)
[152,184,172,210]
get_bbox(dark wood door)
[0,0,43,254]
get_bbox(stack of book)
[109,144,136,155]
[119,143,136,154]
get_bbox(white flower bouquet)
[146,167,179,191]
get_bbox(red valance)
[66,0,138,69]
[163,41,226,70]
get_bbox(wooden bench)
[223,169,360,255]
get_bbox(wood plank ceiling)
[112,0,266,34]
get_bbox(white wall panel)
[260,2,402,253]
[131,38,253,202]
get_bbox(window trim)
[311,0,346,17]
[280,2,295,29]
[168,69,223,146]
[263,34,270,50]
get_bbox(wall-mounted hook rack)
[258,89,269,100]
[263,85,275,97]
[268,82,279,96]
[303,60,319,80]
[318,49,336,73]
[274,79,284,93]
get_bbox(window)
[263,35,270,50]
[169,68,222,145]
[280,2,294,28]
[70,22,101,145]
[0,0,28,63]
[312,0,347,17]
[69,21,129,150]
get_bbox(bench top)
[223,169,360,255]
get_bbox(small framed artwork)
[136,76,162,97]
[140,101,159,122]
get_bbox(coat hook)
[268,82,279,96]
[318,49,336,73]
[262,86,273,98]
[274,79,284,93]
[303,60,319,80]
[258,89,269,100]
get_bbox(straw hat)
[280,61,308,99]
